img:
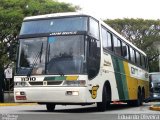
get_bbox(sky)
[58,0,160,20]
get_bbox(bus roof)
[24,12,146,56]
[24,12,89,21]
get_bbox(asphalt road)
[0,102,159,120]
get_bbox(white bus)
[14,12,149,111]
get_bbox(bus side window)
[89,18,99,39]
[101,26,112,51]
[113,35,122,56]
[141,55,145,68]
[136,51,141,66]
[122,42,129,60]
[145,57,149,70]
[130,47,136,63]
[87,37,100,79]
[107,32,113,51]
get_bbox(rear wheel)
[141,89,145,105]
[97,86,111,112]
[135,88,142,106]
[46,103,56,112]
[127,88,142,107]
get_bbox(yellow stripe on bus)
[123,61,137,100]
[66,76,78,81]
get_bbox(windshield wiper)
[56,66,65,76]
[27,42,43,77]
[47,44,65,76]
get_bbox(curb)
[149,105,160,111]
[0,103,37,107]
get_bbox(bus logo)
[89,85,99,99]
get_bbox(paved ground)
[0,102,160,120]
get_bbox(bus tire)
[97,85,110,112]
[133,88,142,107]
[127,88,142,107]
[46,103,56,112]
[141,88,145,104]
[136,88,142,106]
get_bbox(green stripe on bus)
[118,59,129,100]
[112,56,129,100]
[44,76,66,81]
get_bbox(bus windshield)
[17,35,86,75]
[150,74,160,93]
[20,17,88,35]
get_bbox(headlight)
[63,80,86,87]
[14,82,27,87]
[153,94,158,97]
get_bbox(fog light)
[20,92,25,95]
[66,91,79,96]
[66,91,72,95]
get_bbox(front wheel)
[46,103,56,112]
[97,86,111,112]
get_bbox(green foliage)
[105,19,160,72]
[0,0,76,68]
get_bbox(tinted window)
[113,36,121,56]
[145,57,149,69]
[122,42,129,59]
[130,47,136,63]
[89,18,99,39]
[46,35,85,74]
[136,51,141,65]
[17,37,47,75]
[141,55,145,68]
[107,32,112,51]
[88,37,100,79]
[20,17,88,35]
[102,27,112,51]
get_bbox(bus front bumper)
[14,87,88,103]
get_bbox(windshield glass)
[20,17,88,35]
[150,74,160,93]
[47,35,85,75]
[150,74,160,83]
[16,35,86,75]
[17,38,47,75]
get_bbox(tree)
[105,19,160,72]
[0,0,77,68]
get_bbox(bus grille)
[28,81,63,86]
